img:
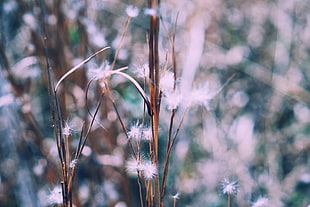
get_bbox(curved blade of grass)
[54,47,110,92]
[113,71,152,116]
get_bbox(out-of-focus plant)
[0,0,310,206]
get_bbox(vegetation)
[0,0,309,206]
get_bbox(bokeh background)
[0,0,310,206]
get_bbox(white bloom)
[252,197,269,207]
[160,71,174,94]
[87,61,111,81]
[63,121,72,136]
[70,159,79,169]
[164,90,183,110]
[132,63,149,78]
[144,8,157,16]
[189,84,214,109]
[128,122,143,140]
[126,159,157,179]
[48,186,63,205]
[125,158,143,176]
[23,13,37,29]
[141,161,157,179]
[126,5,139,18]
[221,178,238,195]
[142,127,152,141]
[172,192,180,200]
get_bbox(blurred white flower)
[48,186,63,205]
[142,127,152,141]
[63,121,72,136]
[126,159,157,179]
[132,63,149,78]
[172,192,180,200]
[163,90,183,110]
[188,83,214,109]
[23,13,37,29]
[160,71,174,94]
[125,158,142,175]
[70,159,79,169]
[128,122,143,140]
[87,61,111,81]
[144,8,157,16]
[221,178,238,195]
[141,161,157,179]
[126,5,139,18]
[252,197,269,207]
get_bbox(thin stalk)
[160,107,189,207]
[160,109,176,205]
[110,16,131,70]
[76,92,104,158]
[137,173,145,207]
[173,198,177,207]
[106,87,137,159]
[148,0,161,206]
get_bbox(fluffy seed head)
[252,197,269,207]
[221,178,238,195]
[125,158,142,175]
[142,127,152,141]
[63,121,72,136]
[48,186,63,205]
[144,8,157,16]
[87,61,111,81]
[172,192,180,200]
[70,159,79,169]
[128,122,143,141]
[141,161,157,179]
[188,83,214,109]
[132,63,149,78]
[160,71,174,94]
[126,5,139,18]
[126,159,157,179]
[164,90,183,110]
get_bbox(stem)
[160,109,176,205]
[148,0,161,206]
[137,173,145,207]
[111,16,131,70]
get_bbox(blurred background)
[0,0,310,206]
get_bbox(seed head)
[128,122,143,141]
[252,197,269,207]
[48,186,63,205]
[125,158,142,175]
[163,90,183,110]
[144,8,157,16]
[70,159,79,169]
[142,127,152,141]
[188,83,214,109]
[63,121,72,137]
[141,161,157,179]
[172,192,180,200]
[160,71,174,94]
[87,61,111,81]
[126,5,139,18]
[132,63,149,78]
[221,178,238,195]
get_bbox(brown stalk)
[110,16,132,71]
[105,85,138,160]
[148,0,161,206]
